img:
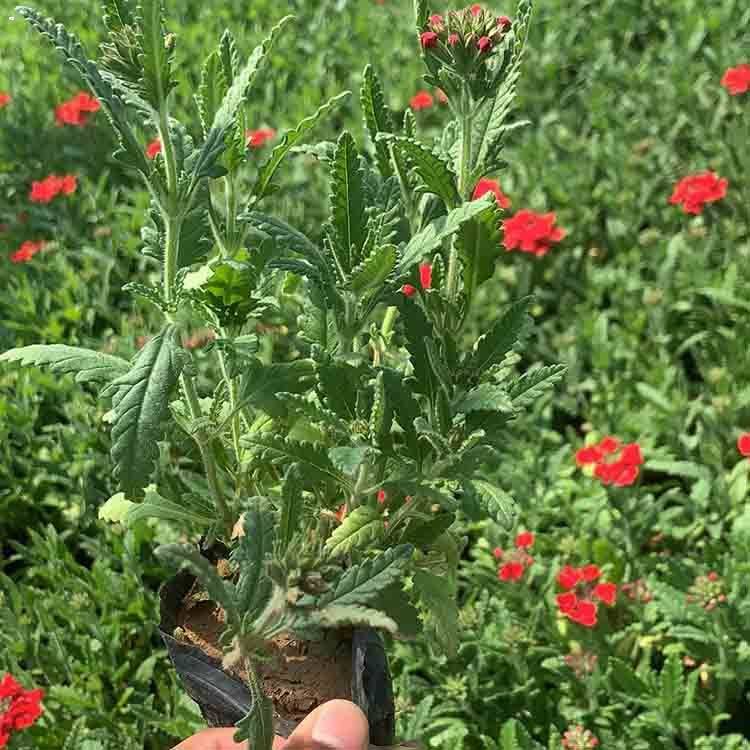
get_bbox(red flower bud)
[401,284,417,297]
[477,36,492,53]
[419,263,433,290]
[447,33,460,46]
[497,15,512,30]
[420,31,439,49]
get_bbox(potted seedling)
[4,0,563,747]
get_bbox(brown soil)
[176,582,353,723]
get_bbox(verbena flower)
[721,64,750,95]
[669,171,728,214]
[687,572,728,611]
[737,433,750,457]
[401,283,417,297]
[556,564,617,627]
[503,209,565,256]
[420,31,439,49]
[0,674,44,748]
[419,263,433,290]
[494,531,535,582]
[29,174,77,203]
[564,649,598,679]
[55,91,100,126]
[497,15,512,31]
[576,436,644,487]
[621,578,653,604]
[10,240,46,264]
[473,177,511,209]
[0,93,10,108]
[246,128,276,149]
[410,90,434,111]
[561,725,599,750]
[477,35,492,53]
[146,138,162,159]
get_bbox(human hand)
[172,699,369,750]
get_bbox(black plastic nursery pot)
[159,567,406,747]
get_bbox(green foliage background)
[2,0,750,748]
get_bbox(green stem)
[389,143,415,233]
[218,347,243,460]
[225,173,238,253]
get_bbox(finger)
[283,699,369,750]
[172,727,287,750]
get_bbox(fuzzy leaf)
[329,447,373,477]
[239,359,316,419]
[0,345,130,385]
[316,605,397,634]
[243,435,343,484]
[126,484,214,527]
[384,135,460,208]
[241,211,320,259]
[455,383,514,415]
[233,499,275,622]
[325,506,385,558]
[397,197,492,274]
[104,326,186,496]
[469,479,517,527]
[413,570,458,656]
[196,50,226,136]
[414,0,430,28]
[360,65,393,176]
[458,201,502,297]
[318,545,414,608]
[350,244,397,295]
[508,364,567,408]
[253,92,350,201]
[137,0,174,108]
[466,296,532,379]
[234,694,274,750]
[278,466,304,555]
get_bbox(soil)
[176,581,354,723]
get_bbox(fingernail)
[312,703,368,750]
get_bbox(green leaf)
[253,92,350,201]
[196,50,226,137]
[329,131,367,271]
[360,65,393,176]
[235,694,274,750]
[325,506,385,558]
[0,345,130,385]
[455,383,514,415]
[104,326,186,496]
[243,435,343,484]
[191,15,292,185]
[278,466,304,555]
[458,201,502,298]
[318,545,414,608]
[413,570,458,656]
[508,364,567,409]
[414,0,429,28]
[350,244,397,295]
[126,484,214,526]
[384,135,460,208]
[466,296,532,378]
[241,211,320,259]
[315,604,397,634]
[469,479,518,527]
[609,657,650,696]
[329,447,373,477]
[136,0,174,109]
[233,499,275,622]
[397,197,492,274]
[156,544,239,631]
[239,359,316,419]
[98,492,136,523]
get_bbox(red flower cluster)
[561,725,599,750]
[687,571,727,611]
[503,209,565,256]
[146,138,162,160]
[0,674,44,748]
[556,564,617,627]
[401,263,433,297]
[410,90,434,111]
[29,174,77,204]
[246,128,276,149]
[470,3,483,16]
[55,91,100,126]
[576,436,643,487]
[10,240,46,264]
[669,171,728,215]
[738,433,750,458]
[473,177,511,209]
[0,93,10,108]
[721,64,750,96]
[494,531,534,582]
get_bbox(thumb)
[283,699,369,750]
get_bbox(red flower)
[580,564,601,582]
[493,547,503,560]
[577,436,644,487]
[515,531,534,548]
[738,433,750,457]
[377,489,387,504]
[575,445,602,466]
[721,64,750,95]
[592,582,617,606]
[246,127,276,149]
[477,36,492,53]
[146,138,162,159]
[556,591,578,614]
[561,725,599,750]
[401,283,417,297]
[420,31,439,49]
[335,504,347,523]
[556,564,617,628]
[558,565,581,590]
[410,91,434,111]
[470,3,483,16]
[55,91,100,126]
[447,33,460,46]
[473,177,511,209]
[29,174,77,203]
[497,16,512,30]
[419,263,433,290]
[0,93,10,108]
[499,561,525,581]
[669,171,728,215]
[0,674,44,748]
[503,209,565,256]
[429,13,444,31]
[599,436,620,454]
[10,240,46,264]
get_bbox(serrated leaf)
[414,0,429,28]
[253,92,350,201]
[136,0,174,108]
[233,499,275,622]
[241,211,320,259]
[126,484,214,526]
[316,604,397,634]
[508,364,567,408]
[325,506,385,558]
[458,201,502,298]
[243,435,343,484]
[413,570,458,656]
[98,492,136,523]
[469,479,517,527]
[156,543,239,631]
[455,383,514,415]
[329,447,372,477]
[609,657,650,696]
[329,131,367,271]
[239,359,316,419]
[104,326,186,496]
[466,296,532,379]
[318,546,413,610]
[280,394,350,437]
[384,135,460,208]
[350,244,397,295]
[397,197,492,274]
[360,65,393,176]
[0,344,130,385]
[196,50,226,136]
[278,466,304,555]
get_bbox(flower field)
[2,0,750,749]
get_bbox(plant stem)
[218,346,243,459]
[225,174,238,253]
